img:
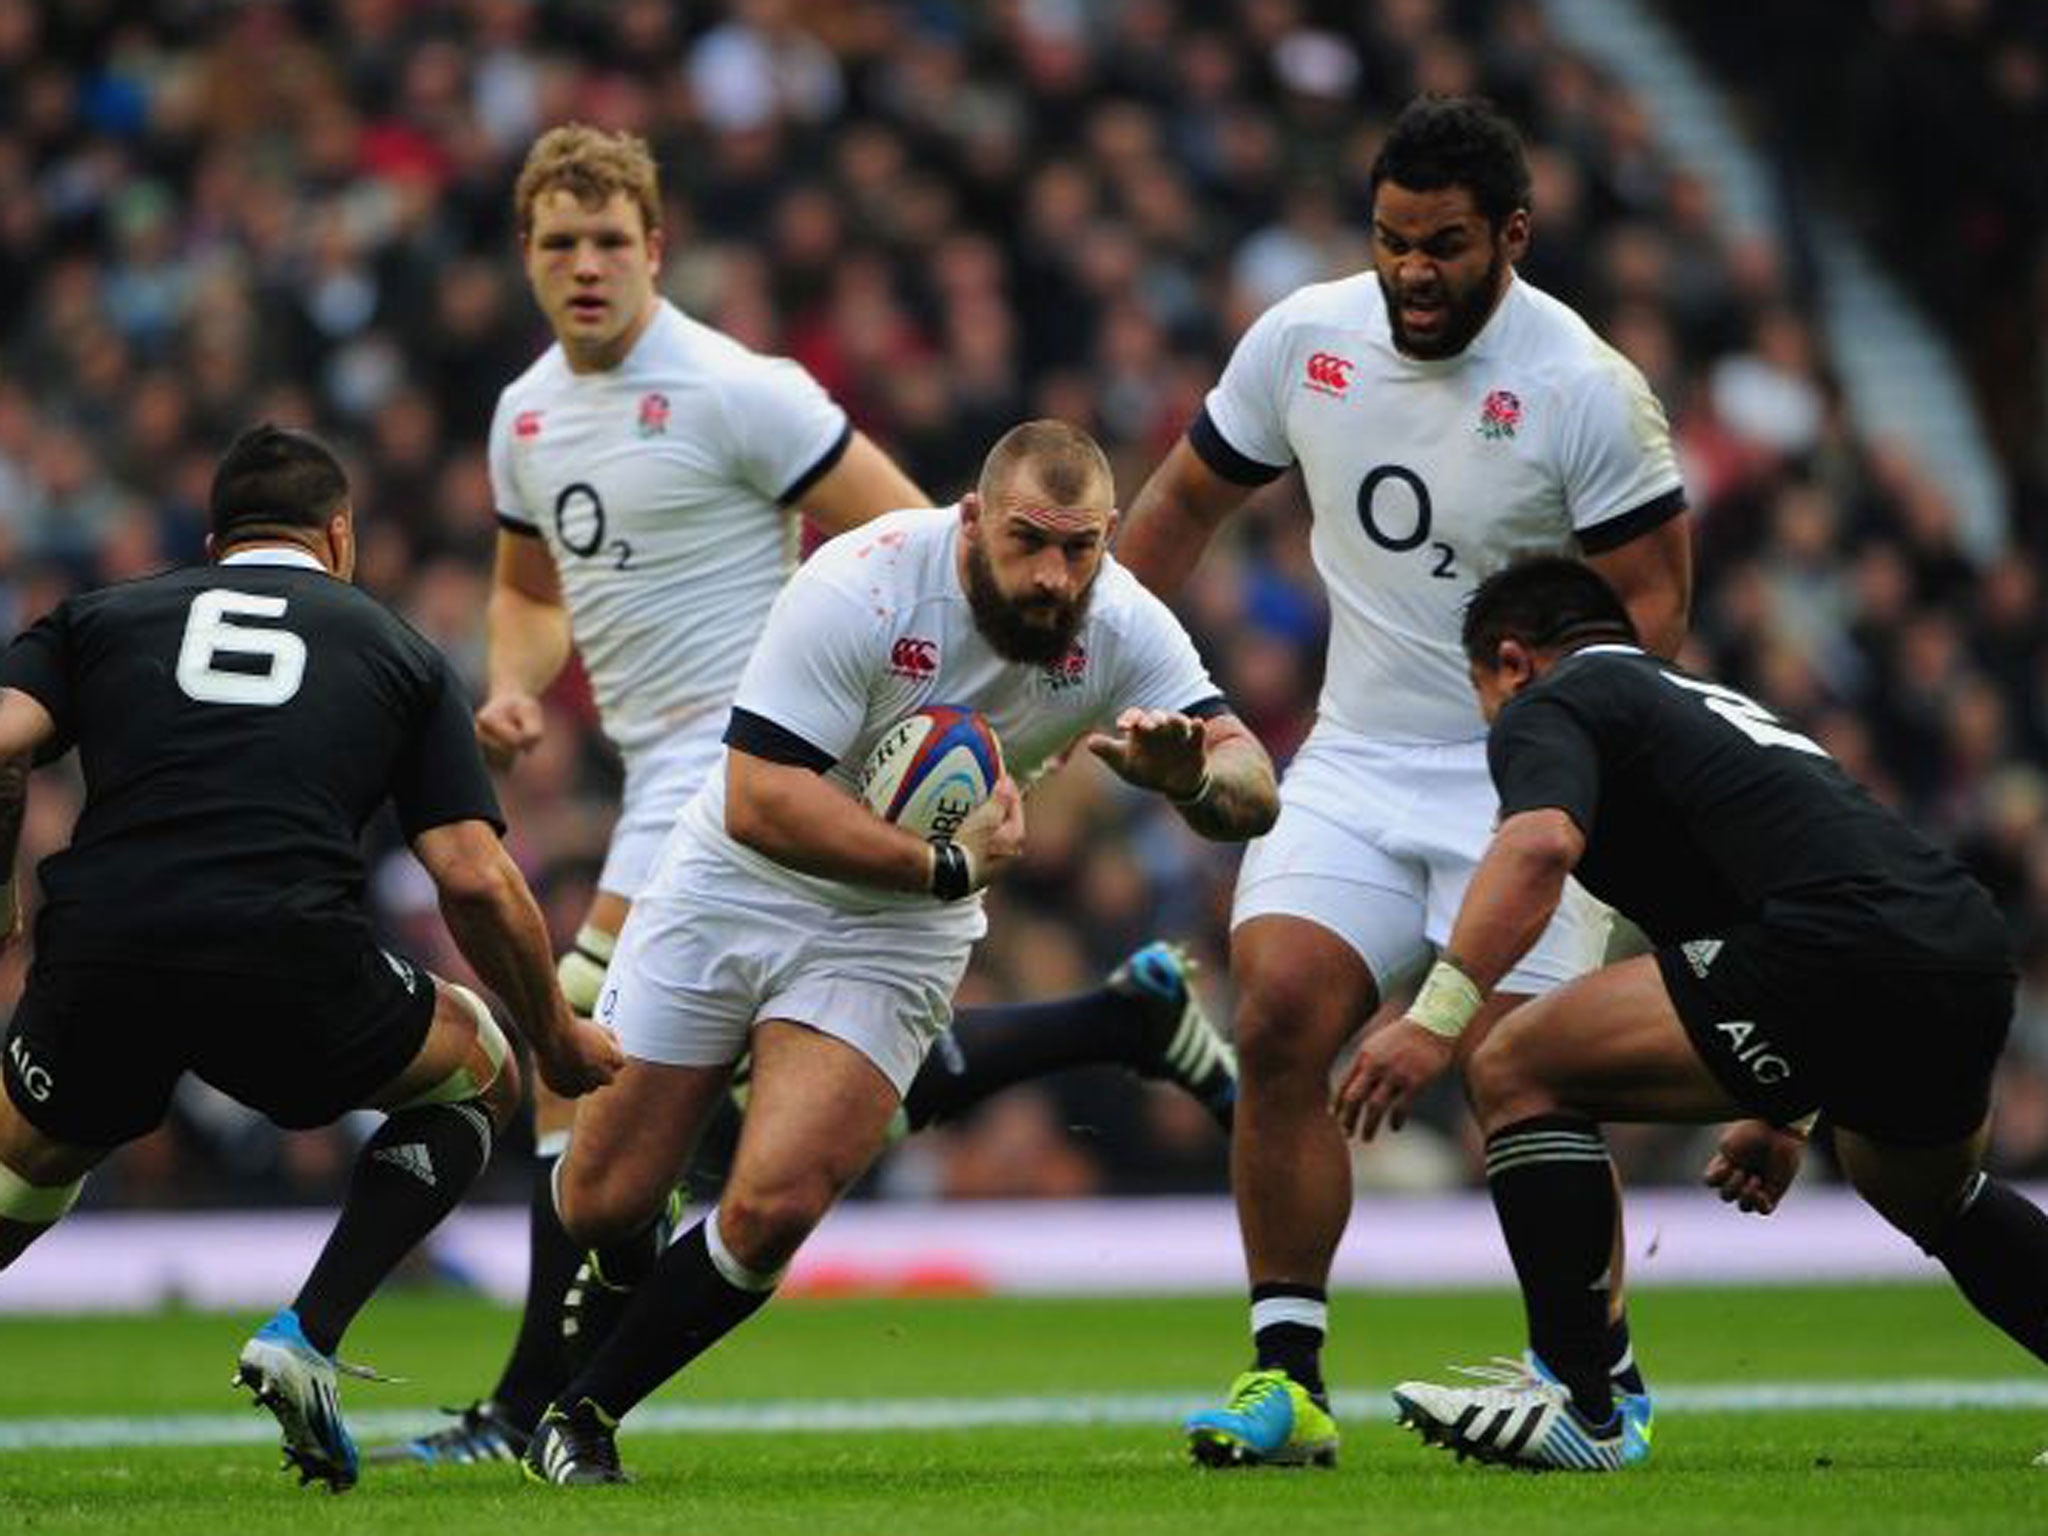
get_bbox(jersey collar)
[218,546,327,572]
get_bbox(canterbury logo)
[1304,351,1354,396]
[889,636,937,678]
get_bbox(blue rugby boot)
[234,1308,360,1491]
[1526,1349,1653,1465]
[1110,942,1238,1131]
[1184,1368,1339,1467]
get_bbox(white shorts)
[597,833,976,1096]
[1231,720,1607,997]
[597,715,727,900]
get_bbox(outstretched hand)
[1702,1118,1806,1216]
[1086,708,1208,800]
[1332,1017,1458,1141]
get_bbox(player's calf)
[1843,1125,2048,1369]
[0,1157,87,1268]
[290,983,512,1358]
[0,1082,98,1269]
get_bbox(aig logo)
[8,1034,53,1102]
[1714,1019,1791,1084]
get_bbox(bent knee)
[482,1049,522,1129]
[1231,948,1373,1077]
[1464,1029,1557,1134]
[397,982,517,1126]
[716,1177,836,1271]
[555,1154,669,1249]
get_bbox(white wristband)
[1408,958,1484,1040]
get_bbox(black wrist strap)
[930,840,973,901]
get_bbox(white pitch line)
[2,1382,2046,1452]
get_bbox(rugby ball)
[858,705,1003,843]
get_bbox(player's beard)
[964,537,1094,665]
[1382,247,1507,360]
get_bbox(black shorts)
[2,945,437,1147]
[1656,926,2013,1146]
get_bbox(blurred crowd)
[3,0,2045,1213]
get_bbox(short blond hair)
[978,419,1115,509]
[514,124,662,240]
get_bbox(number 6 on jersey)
[175,590,308,707]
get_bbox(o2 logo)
[1356,465,1457,579]
[554,483,635,570]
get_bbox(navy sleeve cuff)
[496,512,542,537]
[777,421,856,508]
[1182,695,1233,720]
[724,707,835,772]
[1578,488,1686,555]
[1188,407,1289,487]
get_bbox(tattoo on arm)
[1174,739,1278,842]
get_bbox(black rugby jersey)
[1488,645,2010,971]
[0,550,502,975]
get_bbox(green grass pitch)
[2,1283,2042,1534]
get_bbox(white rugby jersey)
[488,299,851,753]
[1198,271,1683,744]
[677,506,1224,915]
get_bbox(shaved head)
[977,419,1115,523]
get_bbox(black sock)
[587,1208,669,1289]
[293,1101,495,1356]
[560,1214,775,1420]
[1607,1314,1647,1397]
[1250,1282,1327,1400]
[488,1150,583,1431]
[903,990,1134,1130]
[1927,1173,2048,1364]
[1485,1115,1617,1424]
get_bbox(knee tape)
[0,1159,83,1224]
[393,983,511,1110]
[557,924,617,1017]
